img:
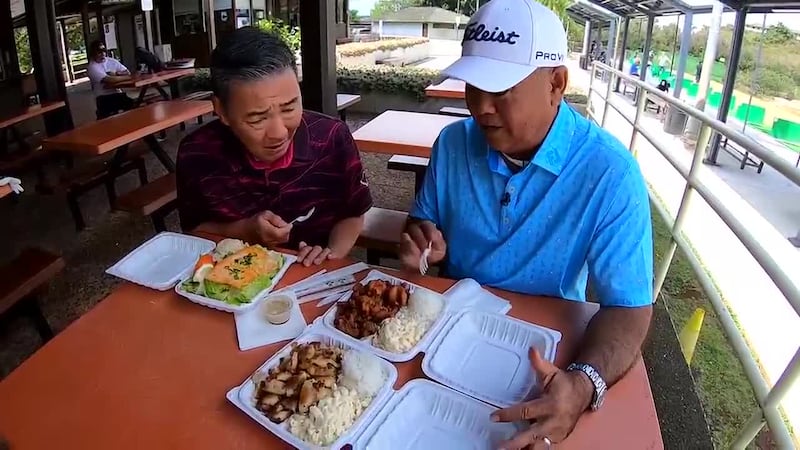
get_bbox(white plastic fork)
[290,207,315,225]
[419,241,432,276]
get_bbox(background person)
[86,40,134,119]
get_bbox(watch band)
[566,362,607,411]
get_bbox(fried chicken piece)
[316,376,336,388]
[285,372,308,397]
[298,380,317,413]
[386,284,409,307]
[274,371,292,381]
[312,357,338,368]
[263,379,287,395]
[257,393,280,411]
[307,365,337,377]
[267,404,292,423]
[280,397,299,412]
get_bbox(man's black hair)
[210,27,297,107]
[89,40,105,55]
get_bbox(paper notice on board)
[141,0,153,11]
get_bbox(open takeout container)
[174,253,296,313]
[319,270,562,408]
[226,325,521,450]
[105,232,216,291]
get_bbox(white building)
[372,7,470,40]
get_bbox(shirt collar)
[486,101,576,177]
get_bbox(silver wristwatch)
[566,362,607,411]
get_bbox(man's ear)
[212,96,230,126]
[550,66,569,105]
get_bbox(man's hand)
[491,349,594,450]
[399,221,446,271]
[251,211,292,245]
[297,242,342,267]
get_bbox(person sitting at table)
[397,1,653,448]
[629,58,640,77]
[86,40,135,119]
[176,27,372,267]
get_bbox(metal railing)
[586,61,800,449]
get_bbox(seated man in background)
[176,27,372,267]
[86,40,134,119]
[398,0,653,448]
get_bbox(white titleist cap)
[441,0,568,93]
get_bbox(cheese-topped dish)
[182,243,284,305]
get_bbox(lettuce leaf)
[203,273,274,305]
[182,279,202,294]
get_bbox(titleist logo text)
[463,23,520,45]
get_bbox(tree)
[764,22,794,44]
[66,23,85,51]
[371,0,422,19]
[348,9,359,22]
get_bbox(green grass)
[651,208,769,448]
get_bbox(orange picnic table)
[43,100,212,171]
[425,79,466,100]
[352,110,463,158]
[0,257,662,449]
[0,101,67,153]
[118,68,196,105]
[0,184,12,198]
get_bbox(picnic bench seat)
[179,91,214,130]
[356,207,407,265]
[0,248,65,342]
[337,94,361,121]
[438,106,471,117]
[720,136,765,173]
[38,145,150,230]
[387,155,429,193]
[115,173,177,232]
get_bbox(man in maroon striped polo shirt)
[176,28,372,266]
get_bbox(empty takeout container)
[105,232,215,290]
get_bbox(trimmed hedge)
[337,38,428,57]
[337,65,440,101]
[182,67,590,105]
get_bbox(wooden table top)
[425,79,466,99]
[119,68,196,88]
[336,93,361,110]
[0,185,12,198]
[0,101,67,130]
[352,110,463,158]
[42,100,213,155]
[0,258,662,449]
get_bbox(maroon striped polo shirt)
[176,111,373,249]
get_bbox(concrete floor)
[0,81,712,449]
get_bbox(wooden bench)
[336,94,361,121]
[720,136,765,173]
[180,91,214,130]
[438,106,471,117]
[0,248,65,342]
[115,173,178,232]
[356,207,408,265]
[38,146,150,230]
[387,155,429,193]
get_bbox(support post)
[614,16,630,92]
[639,15,654,83]
[58,20,74,83]
[606,18,616,64]
[582,19,591,59]
[674,12,692,98]
[23,0,73,134]
[95,0,106,46]
[705,6,748,164]
[206,0,217,51]
[299,0,337,116]
[81,0,92,48]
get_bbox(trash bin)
[579,55,588,70]
[663,106,689,135]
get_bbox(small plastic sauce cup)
[262,295,293,325]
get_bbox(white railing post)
[587,62,596,117]
[629,89,647,157]
[652,124,712,299]
[600,72,614,128]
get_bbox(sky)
[350,0,378,16]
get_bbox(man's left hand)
[297,242,341,267]
[491,349,594,450]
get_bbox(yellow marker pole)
[679,308,705,365]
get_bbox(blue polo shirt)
[411,102,653,308]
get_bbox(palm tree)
[538,0,572,26]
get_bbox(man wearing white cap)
[398,0,654,447]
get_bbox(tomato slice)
[194,253,214,272]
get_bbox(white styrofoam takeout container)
[175,252,296,313]
[319,270,451,362]
[226,325,399,450]
[352,379,521,450]
[421,309,562,408]
[320,270,562,408]
[105,232,216,291]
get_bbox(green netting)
[735,104,766,125]
[772,119,800,143]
